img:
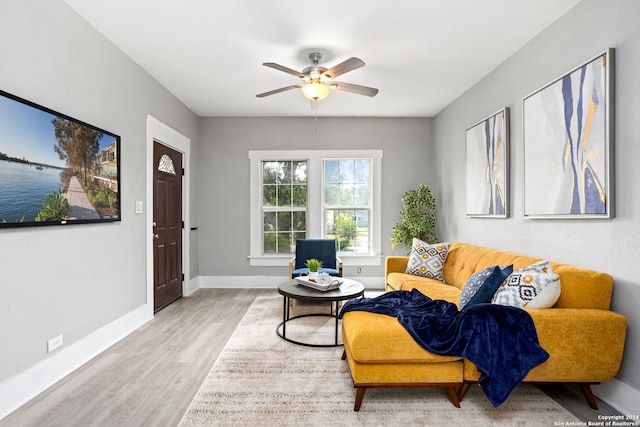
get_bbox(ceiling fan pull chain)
[314,110,319,133]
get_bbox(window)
[158,154,176,174]
[262,161,307,253]
[323,159,371,253]
[249,150,382,267]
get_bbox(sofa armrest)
[526,308,627,382]
[463,308,627,383]
[385,256,409,275]
[385,256,409,291]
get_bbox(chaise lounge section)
[341,242,627,411]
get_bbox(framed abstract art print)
[465,107,509,218]
[522,49,614,218]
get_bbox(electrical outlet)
[47,334,63,353]
[357,267,362,274]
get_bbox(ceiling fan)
[256,52,379,103]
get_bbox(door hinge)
[182,168,185,176]
[181,273,185,282]
[182,221,185,229]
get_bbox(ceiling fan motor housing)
[303,52,328,81]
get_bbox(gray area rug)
[179,296,580,426]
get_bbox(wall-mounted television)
[0,89,121,228]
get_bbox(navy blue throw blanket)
[339,289,549,407]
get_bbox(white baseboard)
[184,275,200,296]
[0,304,153,421]
[197,275,385,290]
[593,378,640,415]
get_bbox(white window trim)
[248,149,383,267]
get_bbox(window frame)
[248,149,383,267]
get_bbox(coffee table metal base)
[276,296,342,347]
[276,278,365,347]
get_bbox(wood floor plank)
[0,288,275,427]
[0,288,622,426]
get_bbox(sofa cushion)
[442,243,544,291]
[437,242,614,308]
[386,273,462,305]
[341,310,462,363]
[405,239,450,282]
[492,261,561,308]
[459,264,513,309]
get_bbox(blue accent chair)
[289,238,343,279]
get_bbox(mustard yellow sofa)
[341,242,627,411]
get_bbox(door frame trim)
[146,115,191,316]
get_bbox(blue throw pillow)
[459,265,513,309]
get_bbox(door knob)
[153,234,159,239]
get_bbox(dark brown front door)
[153,142,183,312]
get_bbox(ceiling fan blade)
[256,84,302,98]
[331,81,379,97]
[262,62,305,79]
[323,57,365,79]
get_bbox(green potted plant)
[391,183,438,254]
[305,258,322,280]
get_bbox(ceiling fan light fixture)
[301,80,331,100]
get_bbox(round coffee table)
[277,278,365,347]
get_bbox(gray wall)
[197,117,432,278]
[4,0,638,412]
[432,0,640,391]
[0,0,199,382]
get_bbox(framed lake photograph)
[523,49,614,218]
[0,89,121,228]
[465,107,509,217]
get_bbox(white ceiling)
[61,0,581,118]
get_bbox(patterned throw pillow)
[491,261,561,308]
[459,264,514,309]
[526,279,561,308]
[405,239,450,282]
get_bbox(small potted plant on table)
[305,258,322,281]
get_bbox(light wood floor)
[0,288,621,426]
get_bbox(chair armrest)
[289,257,295,279]
[336,256,343,277]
